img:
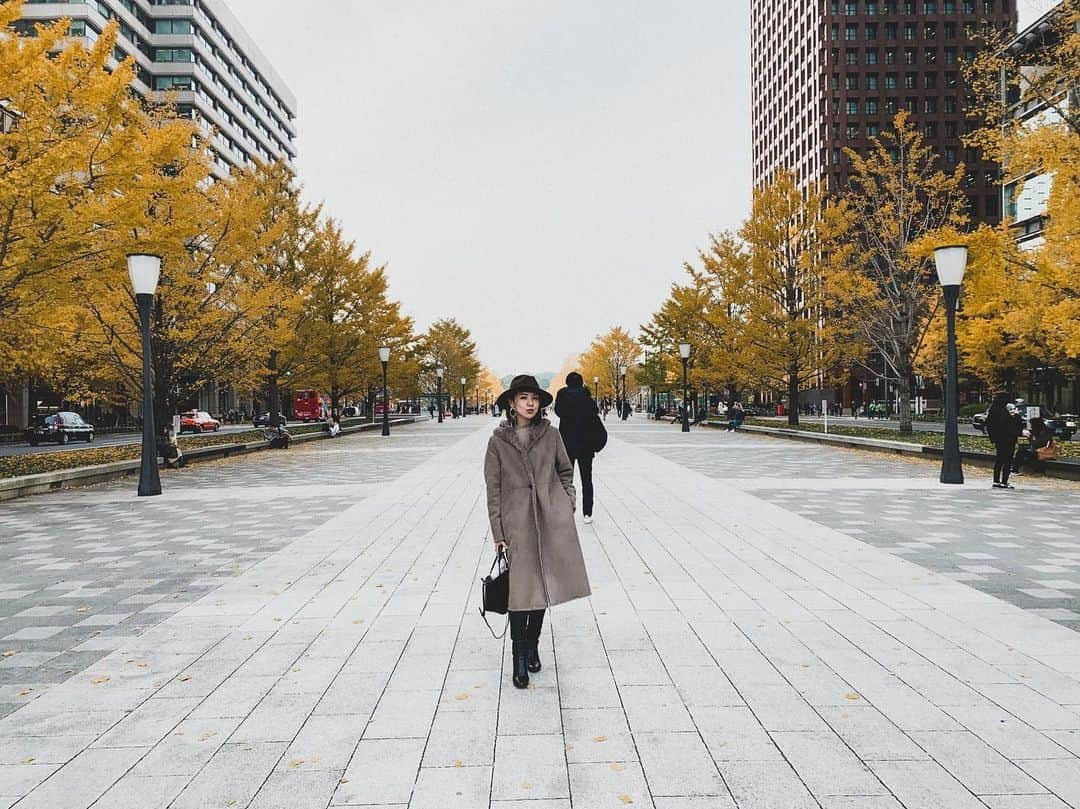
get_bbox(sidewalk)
[3,418,1080,808]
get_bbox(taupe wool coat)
[484,420,592,611]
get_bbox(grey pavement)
[618,419,1080,631]
[0,415,1079,807]
[0,418,473,719]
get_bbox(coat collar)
[494,419,551,452]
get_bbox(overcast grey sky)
[228,0,1049,378]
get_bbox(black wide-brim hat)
[496,374,553,411]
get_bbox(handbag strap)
[480,607,509,639]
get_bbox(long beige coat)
[484,420,592,611]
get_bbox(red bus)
[293,390,327,422]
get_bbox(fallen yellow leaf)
[177,675,192,682]
[91,676,110,684]
[76,606,90,613]
[845,692,861,701]
[619,796,634,805]
[20,757,34,764]
[610,763,625,772]
[288,758,304,769]
[593,735,608,742]
[454,693,470,701]
[520,780,533,790]
[1,650,16,658]
[197,731,217,742]
[18,689,31,696]
[452,760,463,767]
[352,618,365,624]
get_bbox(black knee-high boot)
[525,609,545,673]
[509,611,529,688]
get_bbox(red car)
[179,410,221,434]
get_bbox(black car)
[973,403,1076,441]
[253,412,288,427]
[26,412,95,446]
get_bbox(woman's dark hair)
[1030,416,1047,435]
[991,392,1010,408]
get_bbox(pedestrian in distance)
[485,375,591,689]
[1014,415,1056,474]
[428,402,435,420]
[554,372,605,525]
[986,392,1023,489]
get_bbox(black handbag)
[479,547,510,638]
[589,411,608,453]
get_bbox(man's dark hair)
[566,372,584,387]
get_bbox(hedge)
[738,418,1079,460]
[0,422,340,480]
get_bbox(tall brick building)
[751,0,1016,224]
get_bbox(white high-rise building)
[17,0,296,177]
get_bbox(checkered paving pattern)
[0,419,476,719]
[613,420,1080,631]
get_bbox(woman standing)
[985,393,1023,489]
[484,375,592,689]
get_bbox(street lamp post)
[475,385,479,415]
[460,377,466,418]
[935,245,967,485]
[379,346,391,436]
[619,365,627,419]
[679,342,691,433]
[436,366,444,423]
[593,376,599,402]
[129,254,162,497]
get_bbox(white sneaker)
[583,515,593,524]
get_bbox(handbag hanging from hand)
[479,547,510,638]
[1036,441,1058,462]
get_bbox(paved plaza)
[0,416,1079,807]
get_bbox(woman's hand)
[495,540,508,552]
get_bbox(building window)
[924,0,937,11]
[847,124,860,138]
[867,122,880,137]
[885,97,899,113]
[924,72,937,89]
[885,22,898,39]
[845,1,859,12]
[866,99,879,114]
[944,22,957,39]
[867,1,879,13]
[944,96,957,113]
[925,47,937,64]
[944,46,957,64]
[866,48,879,64]
[904,22,917,40]
[905,72,917,89]
[905,97,918,112]
[831,23,841,41]
[904,48,917,65]
[945,146,958,163]
[866,23,878,40]
[885,73,897,89]
[925,97,937,113]
[831,73,841,90]
[925,122,937,137]
[846,24,858,41]
[945,121,958,137]
[867,73,879,90]
[846,50,859,65]
[154,19,193,35]
[846,74,859,90]
[846,99,860,115]
[154,48,193,62]
[945,71,958,88]
[885,48,897,64]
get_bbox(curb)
[0,417,418,502]
[704,422,1080,482]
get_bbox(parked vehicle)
[293,390,327,422]
[253,412,288,428]
[25,412,94,446]
[341,405,362,418]
[973,401,1076,441]
[179,410,221,434]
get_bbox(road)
[0,423,257,458]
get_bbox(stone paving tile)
[616,423,1080,631]
[0,417,1079,807]
[0,420,465,720]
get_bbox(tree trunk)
[787,362,800,426]
[330,386,340,420]
[897,371,913,434]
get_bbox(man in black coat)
[554,372,599,523]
